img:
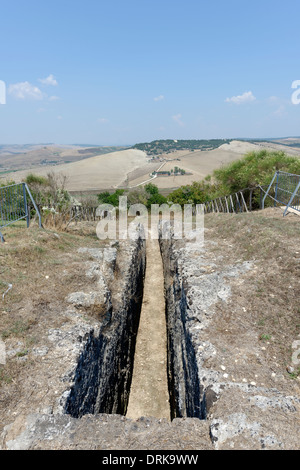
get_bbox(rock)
[158,224,300,450]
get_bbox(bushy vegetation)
[97,189,126,207]
[0,172,76,229]
[213,149,300,193]
[24,172,72,213]
[97,183,167,210]
[143,183,167,208]
[168,150,300,206]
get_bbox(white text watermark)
[291,80,300,105]
[0,80,6,105]
[95,197,205,243]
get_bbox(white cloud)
[268,95,279,103]
[225,91,256,105]
[172,113,184,126]
[154,95,164,101]
[272,105,287,118]
[8,81,44,100]
[97,118,109,123]
[39,74,58,86]
[49,95,60,101]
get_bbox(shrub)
[168,150,300,206]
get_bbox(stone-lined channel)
[64,230,203,420]
[64,235,146,418]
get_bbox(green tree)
[145,183,159,195]
[97,189,125,207]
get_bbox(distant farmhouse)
[153,166,190,177]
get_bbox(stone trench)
[1,223,299,450]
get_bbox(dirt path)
[126,237,170,420]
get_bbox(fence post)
[224,196,229,213]
[262,171,278,209]
[240,191,248,212]
[235,193,242,212]
[22,183,30,228]
[283,180,300,216]
[229,195,235,213]
[24,183,42,228]
[274,172,279,207]
[219,197,225,212]
[249,189,253,211]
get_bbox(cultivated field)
[3,140,300,194]
[3,149,149,192]
[127,141,266,190]
[0,145,129,171]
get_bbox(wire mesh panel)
[0,183,27,228]
[276,171,300,212]
[0,182,43,242]
[201,172,300,217]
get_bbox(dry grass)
[204,207,300,378]
[0,220,108,389]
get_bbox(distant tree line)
[154,166,186,176]
[132,139,232,155]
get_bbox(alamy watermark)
[0,80,6,105]
[291,80,300,105]
[95,197,205,243]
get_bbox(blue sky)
[1,0,300,145]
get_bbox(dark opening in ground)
[64,236,203,421]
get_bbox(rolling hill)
[2,139,299,193]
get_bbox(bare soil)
[203,207,300,379]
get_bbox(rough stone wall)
[159,224,300,450]
[64,234,146,417]
[159,234,202,419]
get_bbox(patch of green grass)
[16,349,28,358]
[259,333,272,342]
[0,368,12,384]
[1,320,30,340]
[287,367,300,379]
[34,245,46,255]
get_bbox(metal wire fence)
[0,183,42,242]
[273,171,300,215]
[202,185,269,215]
[0,183,27,228]
[202,171,300,217]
